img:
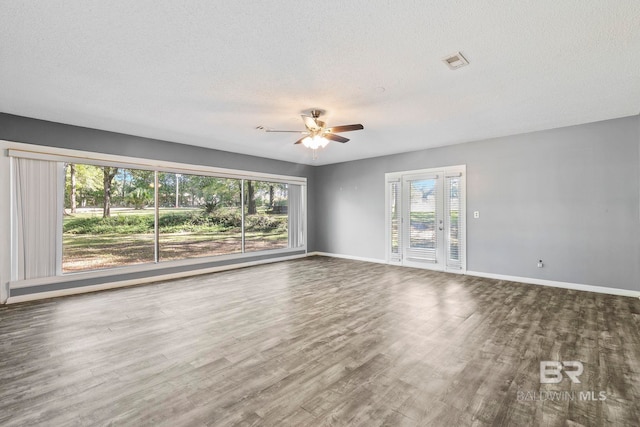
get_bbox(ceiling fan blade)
[327,124,364,133]
[302,115,321,132]
[324,133,350,143]
[264,129,306,133]
[293,136,307,145]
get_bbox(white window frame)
[3,141,307,291]
[385,165,466,273]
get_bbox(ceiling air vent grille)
[442,52,469,70]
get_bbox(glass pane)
[158,173,242,261]
[63,165,155,272]
[448,178,460,261]
[409,179,437,250]
[390,182,400,255]
[244,180,289,252]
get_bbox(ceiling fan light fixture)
[260,109,362,157]
[302,135,329,150]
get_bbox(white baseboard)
[307,252,639,298]
[8,252,638,303]
[464,271,639,298]
[307,251,387,265]
[6,253,307,304]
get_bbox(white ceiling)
[1,1,639,166]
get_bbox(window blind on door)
[407,178,438,261]
[445,174,464,270]
[388,180,401,262]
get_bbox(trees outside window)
[63,164,155,272]
[158,173,243,261]
[244,181,288,252]
[62,164,298,273]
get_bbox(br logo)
[540,361,583,384]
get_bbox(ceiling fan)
[258,109,364,151]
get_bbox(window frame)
[384,165,466,273]
[5,141,307,289]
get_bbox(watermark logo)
[517,390,607,402]
[540,361,583,384]
[516,360,607,402]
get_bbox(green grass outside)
[63,208,288,272]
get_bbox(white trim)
[465,271,640,298]
[0,149,10,303]
[10,157,18,282]
[4,142,306,185]
[308,251,387,265]
[8,252,637,303]
[6,253,308,304]
[9,247,306,290]
[55,163,65,275]
[385,165,465,181]
[307,253,639,298]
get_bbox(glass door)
[402,174,444,269]
[386,166,465,272]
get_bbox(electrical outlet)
[473,211,480,219]
[537,260,543,268]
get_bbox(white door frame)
[385,165,466,273]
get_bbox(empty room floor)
[1,256,639,426]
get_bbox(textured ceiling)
[1,1,639,165]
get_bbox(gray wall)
[0,113,313,179]
[0,113,316,296]
[2,113,639,293]
[0,112,317,249]
[314,115,640,292]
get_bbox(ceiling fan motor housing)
[260,109,363,147]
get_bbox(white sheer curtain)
[288,184,305,248]
[13,158,60,280]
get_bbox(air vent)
[442,52,469,70]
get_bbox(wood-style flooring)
[1,256,639,426]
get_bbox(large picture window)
[244,180,289,252]
[158,173,243,261]
[10,148,306,280]
[63,164,155,272]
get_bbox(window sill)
[9,246,306,290]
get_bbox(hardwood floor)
[1,256,639,426]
